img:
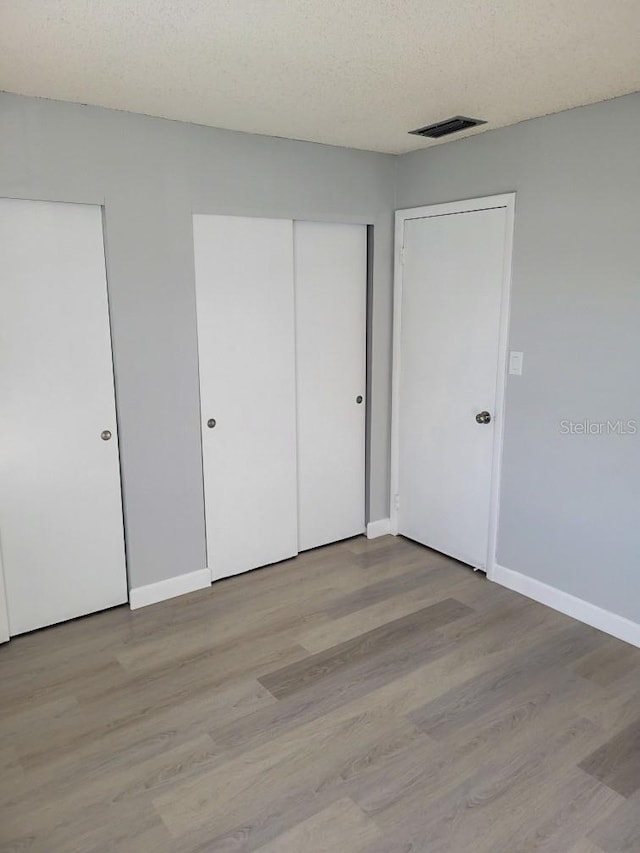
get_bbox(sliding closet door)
[294,221,367,551]
[0,199,127,636]
[194,215,298,581]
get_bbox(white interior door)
[194,215,298,581]
[0,198,127,636]
[294,221,367,551]
[397,205,509,569]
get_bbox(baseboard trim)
[492,564,640,649]
[366,518,392,539]
[129,568,211,610]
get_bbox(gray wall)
[0,92,396,588]
[396,92,640,623]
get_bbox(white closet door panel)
[294,221,367,551]
[0,199,127,635]
[194,215,298,581]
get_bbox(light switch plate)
[509,351,524,375]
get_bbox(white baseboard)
[491,564,640,649]
[366,518,392,539]
[129,568,211,610]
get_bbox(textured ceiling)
[1,0,639,154]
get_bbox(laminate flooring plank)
[13,642,293,773]
[363,717,603,853]
[343,534,399,555]
[577,664,640,735]
[579,716,640,797]
[322,561,461,619]
[152,712,423,841]
[490,767,622,853]
[180,722,425,852]
[409,622,605,739]
[253,797,381,853]
[1,734,218,841]
[345,535,429,562]
[0,797,172,853]
[589,789,640,852]
[112,822,175,853]
[13,678,276,799]
[0,658,130,721]
[297,569,479,653]
[570,841,606,853]
[0,696,79,740]
[258,598,473,699]
[0,746,25,805]
[573,639,640,687]
[352,666,599,817]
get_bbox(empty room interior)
[1,2,640,850]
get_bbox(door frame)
[0,548,9,642]
[389,193,516,579]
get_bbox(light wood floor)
[1,535,640,852]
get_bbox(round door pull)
[356,395,363,404]
[475,411,492,424]
[101,430,112,441]
[207,418,217,429]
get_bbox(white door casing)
[0,198,128,636]
[294,221,367,551]
[0,549,9,642]
[390,195,515,575]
